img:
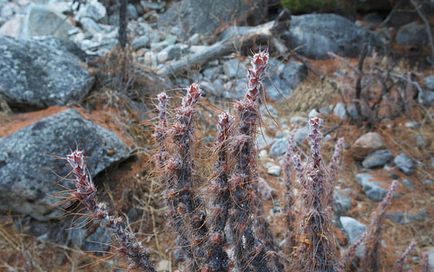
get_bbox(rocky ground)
[0,0,433,271]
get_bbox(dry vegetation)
[0,45,432,271]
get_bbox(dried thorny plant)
[362,180,398,272]
[62,50,426,272]
[66,150,155,272]
[330,50,418,125]
[287,118,344,272]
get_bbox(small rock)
[320,105,334,115]
[352,132,385,160]
[347,103,359,119]
[266,163,281,176]
[223,58,246,78]
[333,188,352,215]
[340,216,366,258]
[79,17,102,35]
[132,35,150,50]
[82,225,111,254]
[290,116,307,126]
[258,178,275,200]
[258,150,268,160]
[202,65,222,81]
[428,248,434,271]
[415,134,427,148]
[405,121,420,129]
[270,138,288,158]
[386,209,427,224]
[141,1,165,11]
[401,179,414,189]
[257,133,275,150]
[356,173,388,201]
[293,127,309,144]
[188,33,201,45]
[333,103,347,120]
[308,109,320,118]
[418,89,434,106]
[425,75,434,91]
[363,13,383,29]
[127,3,138,19]
[150,35,177,51]
[75,0,106,21]
[156,260,171,272]
[394,153,416,175]
[362,149,393,169]
[423,179,433,185]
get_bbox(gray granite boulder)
[396,22,429,46]
[281,14,383,59]
[23,5,75,39]
[158,0,268,40]
[263,59,307,100]
[0,109,130,220]
[0,36,94,110]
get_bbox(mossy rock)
[281,0,395,13]
[281,0,339,13]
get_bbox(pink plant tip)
[157,92,168,103]
[182,83,202,108]
[246,50,269,102]
[66,149,96,201]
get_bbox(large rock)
[263,59,307,100]
[281,14,383,59]
[0,15,25,37]
[216,57,307,101]
[158,0,268,40]
[0,109,130,220]
[22,5,74,39]
[396,22,429,46]
[0,36,94,109]
[352,132,385,160]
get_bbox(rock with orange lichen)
[0,109,129,220]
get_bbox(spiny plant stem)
[166,83,208,270]
[290,117,341,272]
[205,112,232,272]
[362,180,399,272]
[66,150,155,272]
[394,240,416,272]
[338,232,366,272]
[228,51,272,272]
